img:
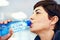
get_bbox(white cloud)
[0,0,9,6]
[11,12,27,20]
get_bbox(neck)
[37,30,54,40]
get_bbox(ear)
[50,16,59,30]
[50,16,59,25]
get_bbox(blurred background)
[0,0,60,18]
[0,0,60,40]
[0,0,39,18]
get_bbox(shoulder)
[53,30,60,40]
[34,30,60,40]
[34,35,40,40]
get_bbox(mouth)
[30,25,32,28]
[30,23,33,28]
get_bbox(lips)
[30,23,33,28]
[30,25,32,28]
[30,20,33,28]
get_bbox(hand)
[0,20,13,40]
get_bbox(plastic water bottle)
[0,12,31,36]
[0,19,31,36]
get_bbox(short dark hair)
[34,0,60,32]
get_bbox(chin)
[30,28,45,34]
[30,28,39,34]
[30,28,35,32]
[30,30,37,34]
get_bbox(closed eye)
[36,12,41,14]
[35,9,41,14]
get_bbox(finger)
[1,33,11,40]
[0,22,3,24]
[5,29,13,40]
[0,37,2,40]
[3,19,12,24]
[3,20,8,24]
[7,19,12,22]
[1,29,13,40]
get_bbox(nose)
[29,16,33,25]
[30,15,34,20]
[30,17,34,20]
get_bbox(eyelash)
[36,12,40,14]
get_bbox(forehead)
[34,6,48,13]
[34,6,45,12]
[33,6,49,17]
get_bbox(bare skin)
[30,6,58,40]
[0,20,13,40]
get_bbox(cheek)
[38,18,51,29]
[30,18,51,32]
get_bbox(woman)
[0,0,60,40]
[30,0,60,40]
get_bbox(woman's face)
[30,6,52,32]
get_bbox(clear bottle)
[0,19,31,36]
[0,12,31,36]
